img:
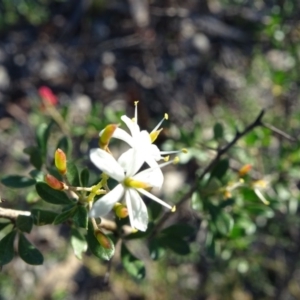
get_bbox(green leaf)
[53,205,76,225]
[36,182,73,205]
[23,146,43,170]
[57,136,72,158]
[66,162,80,187]
[36,122,52,157]
[73,205,88,229]
[71,228,87,260]
[213,122,224,140]
[210,159,229,180]
[214,212,234,236]
[0,230,16,265]
[29,169,44,182]
[121,243,146,279]
[16,215,33,233]
[1,175,36,188]
[0,222,11,232]
[148,239,165,260]
[31,209,59,226]
[86,221,115,261]
[160,223,195,239]
[18,233,43,265]
[80,168,90,187]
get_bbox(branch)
[0,207,31,221]
[262,122,297,142]
[150,109,266,236]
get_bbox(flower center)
[124,177,151,189]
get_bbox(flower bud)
[39,86,58,106]
[94,229,112,249]
[99,124,118,152]
[55,148,67,175]
[45,174,65,190]
[238,164,252,177]
[113,203,128,218]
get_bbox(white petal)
[90,148,124,182]
[137,188,173,210]
[126,189,148,231]
[121,115,140,138]
[90,184,124,217]
[112,127,134,147]
[149,144,163,161]
[118,146,145,177]
[133,164,164,189]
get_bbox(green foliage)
[86,222,115,261]
[73,205,88,229]
[18,233,43,265]
[121,243,146,279]
[0,230,17,266]
[71,228,87,260]
[53,205,77,225]
[1,175,36,188]
[16,215,33,233]
[66,162,80,187]
[35,182,73,205]
[31,209,59,226]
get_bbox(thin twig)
[0,207,31,220]
[150,109,266,237]
[262,122,297,142]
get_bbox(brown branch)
[0,207,31,221]
[150,109,266,237]
[262,122,297,142]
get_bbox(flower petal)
[121,115,140,139]
[90,148,125,182]
[137,188,173,210]
[90,184,125,218]
[126,188,148,231]
[133,164,164,189]
[112,127,134,147]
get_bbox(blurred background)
[1,0,300,299]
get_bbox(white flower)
[99,102,185,188]
[89,147,175,232]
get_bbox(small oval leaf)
[36,182,73,205]
[71,228,87,260]
[16,215,33,234]
[1,175,36,188]
[18,233,44,265]
[0,230,17,265]
[121,243,146,279]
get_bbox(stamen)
[163,156,170,162]
[160,148,187,155]
[150,128,163,143]
[134,101,139,123]
[171,206,176,212]
[173,157,180,164]
[151,113,168,133]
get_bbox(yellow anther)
[173,157,180,164]
[239,178,244,183]
[164,113,168,120]
[181,148,188,153]
[163,155,170,162]
[171,206,176,212]
[134,100,139,106]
